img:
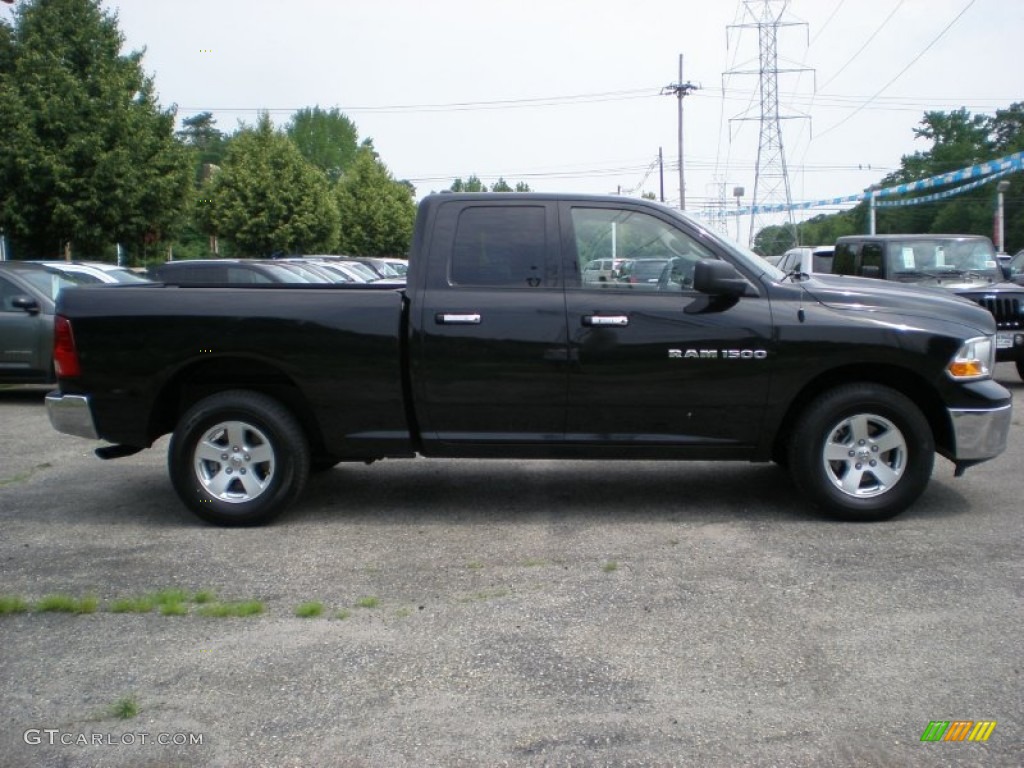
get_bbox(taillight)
[53,315,81,378]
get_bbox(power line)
[817,0,904,91]
[815,0,979,139]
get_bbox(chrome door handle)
[436,313,481,325]
[583,315,629,327]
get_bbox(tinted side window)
[832,243,857,275]
[227,267,273,284]
[861,243,884,275]
[451,206,547,288]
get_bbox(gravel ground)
[1,369,1022,767]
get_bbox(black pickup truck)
[46,194,1012,525]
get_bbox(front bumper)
[45,392,99,440]
[948,404,1012,462]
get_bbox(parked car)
[0,261,90,383]
[582,258,620,284]
[617,258,670,286]
[380,258,409,276]
[150,259,324,284]
[832,234,1024,379]
[1005,249,1024,285]
[776,245,834,275]
[347,257,405,281]
[32,261,150,284]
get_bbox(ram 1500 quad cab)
[46,194,1012,525]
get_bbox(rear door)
[560,201,774,454]
[412,199,569,449]
[0,273,52,380]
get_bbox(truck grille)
[971,296,1024,330]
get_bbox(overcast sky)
[6,0,1020,238]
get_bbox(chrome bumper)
[949,404,1012,461]
[45,392,99,440]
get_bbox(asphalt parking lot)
[1,369,1022,768]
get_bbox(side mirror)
[861,265,881,278]
[11,296,40,315]
[692,260,748,297]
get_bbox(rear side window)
[226,267,274,284]
[451,206,547,288]
[832,243,857,275]
[861,243,884,274]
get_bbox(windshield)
[17,268,90,300]
[888,238,999,279]
[105,268,150,283]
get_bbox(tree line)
[754,105,1024,257]
[2,0,1019,264]
[0,0,532,263]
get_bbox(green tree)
[0,0,192,260]
[335,146,416,255]
[449,175,488,193]
[755,104,1023,250]
[753,224,798,257]
[286,107,359,184]
[177,111,228,174]
[199,113,339,256]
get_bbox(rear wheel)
[788,384,933,521]
[169,390,309,526]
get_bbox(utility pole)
[658,147,665,203]
[662,54,699,211]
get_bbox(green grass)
[294,601,323,618]
[110,695,138,720]
[36,594,98,614]
[521,557,547,567]
[197,600,264,618]
[334,609,352,620]
[159,601,189,616]
[355,596,379,609]
[192,590,216,604]
[109,596,157,614]
[466,560,484,570]
[0,595,30,614]
[152,588,190,606]
[602,561,619,573]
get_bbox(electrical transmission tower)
[726,0,811,247]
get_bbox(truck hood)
[798,274,994,332]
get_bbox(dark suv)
[833,234,1024,379]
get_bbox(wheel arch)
[148,356,328,461]
[771,364,952,462]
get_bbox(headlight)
[947,336,994,380]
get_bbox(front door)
[561,202,774,455]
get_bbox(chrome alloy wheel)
[193,420,275,503]
[821,413,907,498]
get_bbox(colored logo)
[920,721,996,742]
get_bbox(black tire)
[787,384,934,522]
[168,390,310,526]
[1015,358,1024,382]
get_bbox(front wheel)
[787,384,934,522]
[169,390,310,526]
